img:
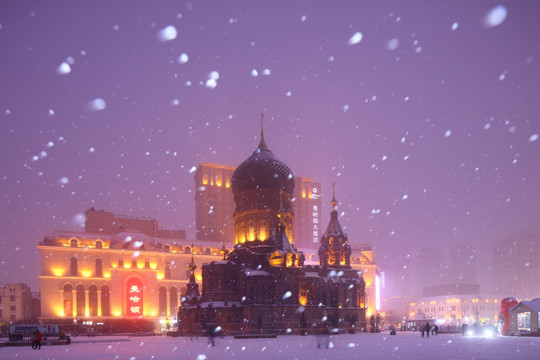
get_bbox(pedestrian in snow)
[31,330,37,349]
[420,324,425,337]
[35,329,43,349]
[316,320,330,349]
[207,326,216,347]
[434,324,439,335]
[425,322,431,338]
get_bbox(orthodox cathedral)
[178,120,366,335]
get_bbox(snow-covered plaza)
[1,332,539,360]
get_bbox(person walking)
[31,330,37,349]
[425,322,431,338]
[35,329,43,349]
[207,326,216,347]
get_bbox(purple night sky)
[1,1,539,294]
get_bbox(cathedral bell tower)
[318,183,352,268]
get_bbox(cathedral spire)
[220,229,228,260]
[324,181,343,236]
[331,181,337,211]
[258,113,268,149]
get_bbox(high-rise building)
[492,228,540,297]
[194,164,322,251]
[292,177,323,251]
[194,163,235,243]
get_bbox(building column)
[85,289,90,317]
[166,289,171,317]
[72,291,77,317]
[97,290,102,317]
[58,289,64,316]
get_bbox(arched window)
[76,284,85,316]
[164,245,171,253]
[63,284,73,317]
[164,262,171,280]
[101,285,110,316]
[158,286,167,316]
[259,221,267,240]
[70,238,78,247]
[95,240,103,249]
[248,222,255,241]
[95,259,103,277]
[89,285,98,316]
[241,222,247,243]
[184,246,191,254]
[170,287,178,316]
[70,257,78,276]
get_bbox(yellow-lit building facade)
[38,231,229,325]
[409,295,506,326]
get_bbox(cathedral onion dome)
[231,133,295,198]
[110,232,161,251]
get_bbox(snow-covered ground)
[1,332,539,360]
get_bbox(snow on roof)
[514,297,540,312]
[244,270,270,276]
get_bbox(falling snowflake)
[87,98,106,111]
[484,5,507,28]
[205,71,220,89]
[57,62,71,75]
[348,32,363,45]
[157,25,177,41]
[178,53,189,63]
[387,38,399,50]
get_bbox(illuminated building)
[409,295,512,326]
[178,122,366,335]
[37,229,231,326]
[194,163,236,244]
[0,283,34,322]
[194,165,322,250]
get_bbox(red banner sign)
[126,278,143,316]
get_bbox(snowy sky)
[1,1,539,292]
